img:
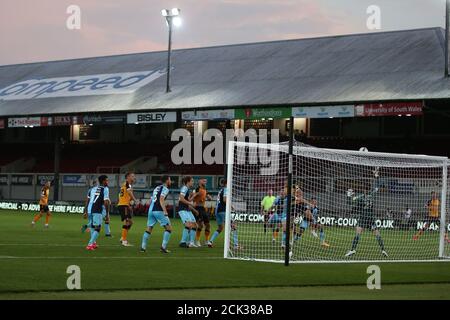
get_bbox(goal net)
[224,141,450,263]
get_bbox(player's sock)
[282,232,286,245]
[45,213,51,225]
[121,226,128,241]
[190,228,196,244]
[319,228,325,243]
[181,227,189,244]
[205,230,211,242]
[273,229,279,239]
[232,230,239,246]
[210,230,221,243]
[32,214,42,223]
[196,229,202,242]
[141,231,151,250]
[104,222,111,235]
[351,234,360,251]
[162,230,172,249]
[88,229,99,245]
[376,235,385,251]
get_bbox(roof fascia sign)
[235,107,292,120]
[0,70,166,101]
[292,105,355,118]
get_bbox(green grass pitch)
[0,211,449,300]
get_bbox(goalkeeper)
[345,168,388,258]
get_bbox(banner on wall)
[182,109,235,121]
[235,108,291,120]
[355,102,423,117]
[127,112,177,124]
[86,174,118,188]
[11,175,33,185]
[0,201,84,214]
[0,175,8,185]
[62,175,87,187]
[7,117,52,128]
[292,105,354,118]
[37,175,55,186]
[75,114,126,125]
[52,116,79,126]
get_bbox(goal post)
[439,164,448,258]
[224,141,450,263]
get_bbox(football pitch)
[0,211,449,300]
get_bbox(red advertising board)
[0,119,4,129]
[7,117,52,128]
[355,102,423,117]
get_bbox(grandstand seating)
[0,137,449,174]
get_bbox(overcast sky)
[0,0,446,65]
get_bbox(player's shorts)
[179,210,195,224]
[40,205,49,213]
[195,206,210,224]
[269,213,282,224]
[91,213,103,227]
[86,212,93,227]
[118,205,133,221]
[216,211,226,226]
[300,219,309,229]
[358,215,377,230]
[425,216,440,225]
[148,211,171,227]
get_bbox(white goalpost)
[224,141,450,263]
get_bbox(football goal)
[224,141,450,263]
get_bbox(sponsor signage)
[11,175,33,185]
[235,108,292,120]
[355,102,423,117]
[292,105,355,118]
[37,175,55,186]
[182,109,235,121]
[0,201,84,214]
[8,117,52,128]
[0,70,166,101]
[230,213,450,231]
[53,116,78,126]
[0,119,4,129]
[85,174,118,188]
[127,112,177,124]
[62,175,87,187]
[0,175,8,185]
[76,114,126,125]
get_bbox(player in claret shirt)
[31,180,52,228]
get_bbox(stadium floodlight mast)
[161,8,182,93]
[446,0,450,77]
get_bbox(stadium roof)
[0,27,449,117]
